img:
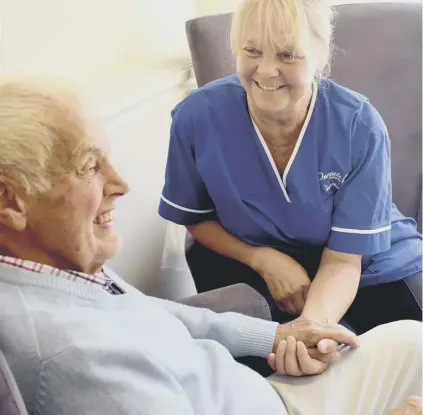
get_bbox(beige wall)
[196,0,420,16]
[196,0,239,16]
[0,0,195,91]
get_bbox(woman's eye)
[244,47,261,56]
[279,51,296,62]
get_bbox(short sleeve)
[327,102,392,255]
[159,106,215,225]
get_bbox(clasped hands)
[270,316,360,376]
[250,247,360,376]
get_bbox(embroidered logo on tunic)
[318,171,348,193]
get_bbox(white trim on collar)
[251,79,318,204]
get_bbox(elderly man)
[0,77,421,415]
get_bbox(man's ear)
[0,181,28,231]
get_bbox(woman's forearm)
[187,221,257,268]
[301,248,361,324]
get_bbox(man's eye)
[85,163,100,174]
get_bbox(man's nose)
[104,167,130,198]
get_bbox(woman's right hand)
[250,247,311,315]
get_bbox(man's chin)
[96,234,122,265]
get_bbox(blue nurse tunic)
[159,75,422,287]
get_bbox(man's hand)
[270,317,359,376]
[250,247,311,314]
[268,336,340,376]
[273,316,360,352]
[388,397,422,415]
[308,338,340,364]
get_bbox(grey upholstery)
[0,350,28,415]
[105,265,271,320]
[179,283,272,320]
[186,12,235,87]
[185,2,422,229]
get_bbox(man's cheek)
[84,197,100,220]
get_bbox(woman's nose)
[256,56,280,78]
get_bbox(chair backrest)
[185,3,422,228]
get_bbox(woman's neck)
[248,88,313,142]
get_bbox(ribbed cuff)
[235,319,279,358]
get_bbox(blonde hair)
[230,0,335,74]
[0,76,85,196]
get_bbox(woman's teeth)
[94,211,113,225]
[256,82,282,91]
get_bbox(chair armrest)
[178,283,272,320]
[0,350,29,415]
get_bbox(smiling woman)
[231,0,332,124]
[159,0,422,334]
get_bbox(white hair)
[231,0,335,74]
[0,76,85,196]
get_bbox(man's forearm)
[105,268,279,358]
[301,248,361,324]
[150,296,279,358]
